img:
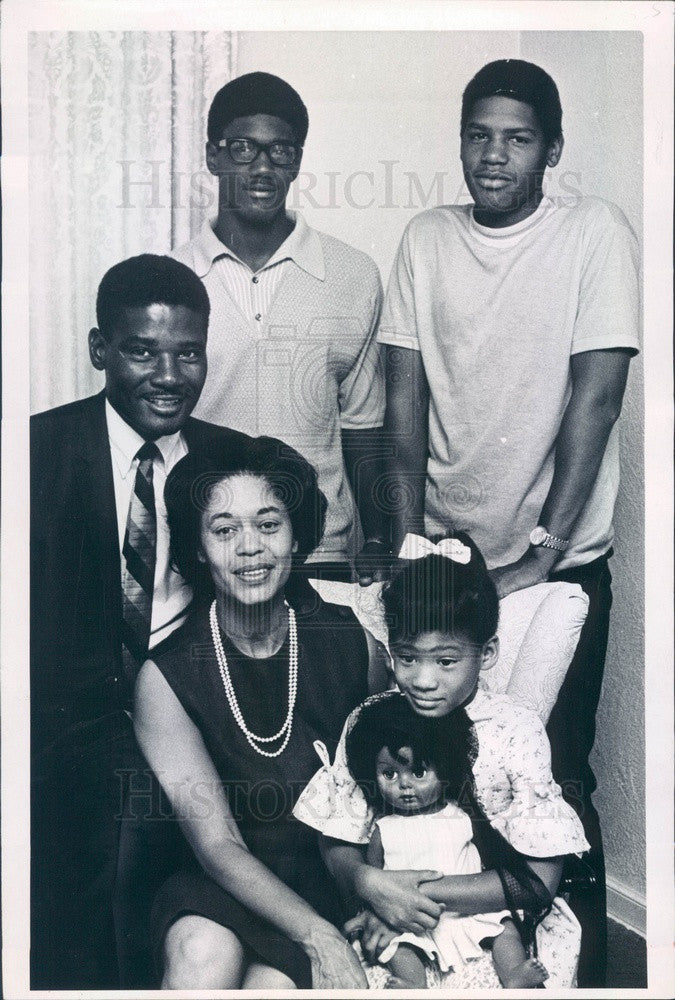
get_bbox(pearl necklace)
[209,600,298,758]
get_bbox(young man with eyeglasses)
[173,72,387,584]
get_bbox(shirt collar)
[469,195,554,247]
[464,686,495,722]
[193,211,325,282]
[105,399,184,479]
[384,684,494,723]
[266,211,325,280]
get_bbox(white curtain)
[28,31,237,411]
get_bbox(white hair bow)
[398,533,471,564]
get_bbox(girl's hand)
[344,909,398,963]
[303,923,368,989]
[356,866,444,934]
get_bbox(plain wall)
[521,29,645,923]
[239,30,521,275]
[237,29,646,914]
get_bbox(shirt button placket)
[252,274,261,324]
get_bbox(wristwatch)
[529,526,570,552]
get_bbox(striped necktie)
[121,441,160,673]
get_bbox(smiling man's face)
[88,303,208,440]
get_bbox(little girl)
[294,532,590,989]
[346,693,548,988]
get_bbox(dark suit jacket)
[30,390,250,753]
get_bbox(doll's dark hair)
[345,693,451,811]
[382,531,499,647]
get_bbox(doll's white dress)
[375,802,509,972]
[295,689,589,989]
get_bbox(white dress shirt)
[105,400,191,648]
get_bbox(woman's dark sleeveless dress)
[150,589,369,987]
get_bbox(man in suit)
[30,254,249,988]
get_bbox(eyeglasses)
[217,138,301,167]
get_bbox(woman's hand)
[136,664,367,982]
[303,922,368,989]
[344,909,398,963]
[356,865,444,934]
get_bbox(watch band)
[529,526,570,552]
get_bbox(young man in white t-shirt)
[378,59,639,987]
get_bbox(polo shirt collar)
[105,399,183,479]
[193,210,325,282]
[267,211,325,280]
[191,218,231,278]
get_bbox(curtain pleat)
[29,31,236,411]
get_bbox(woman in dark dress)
[134,436,387,989]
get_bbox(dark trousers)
[30,713,134,989]
[113,761,191,988]
[31,714,185,990]
[547,552,613,988]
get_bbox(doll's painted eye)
[413,768,427,779]
[381,769,397,781]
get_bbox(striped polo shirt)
[172,212,384,562]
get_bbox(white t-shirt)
[377,196,640,570]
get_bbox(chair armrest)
[481,582,589,723]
